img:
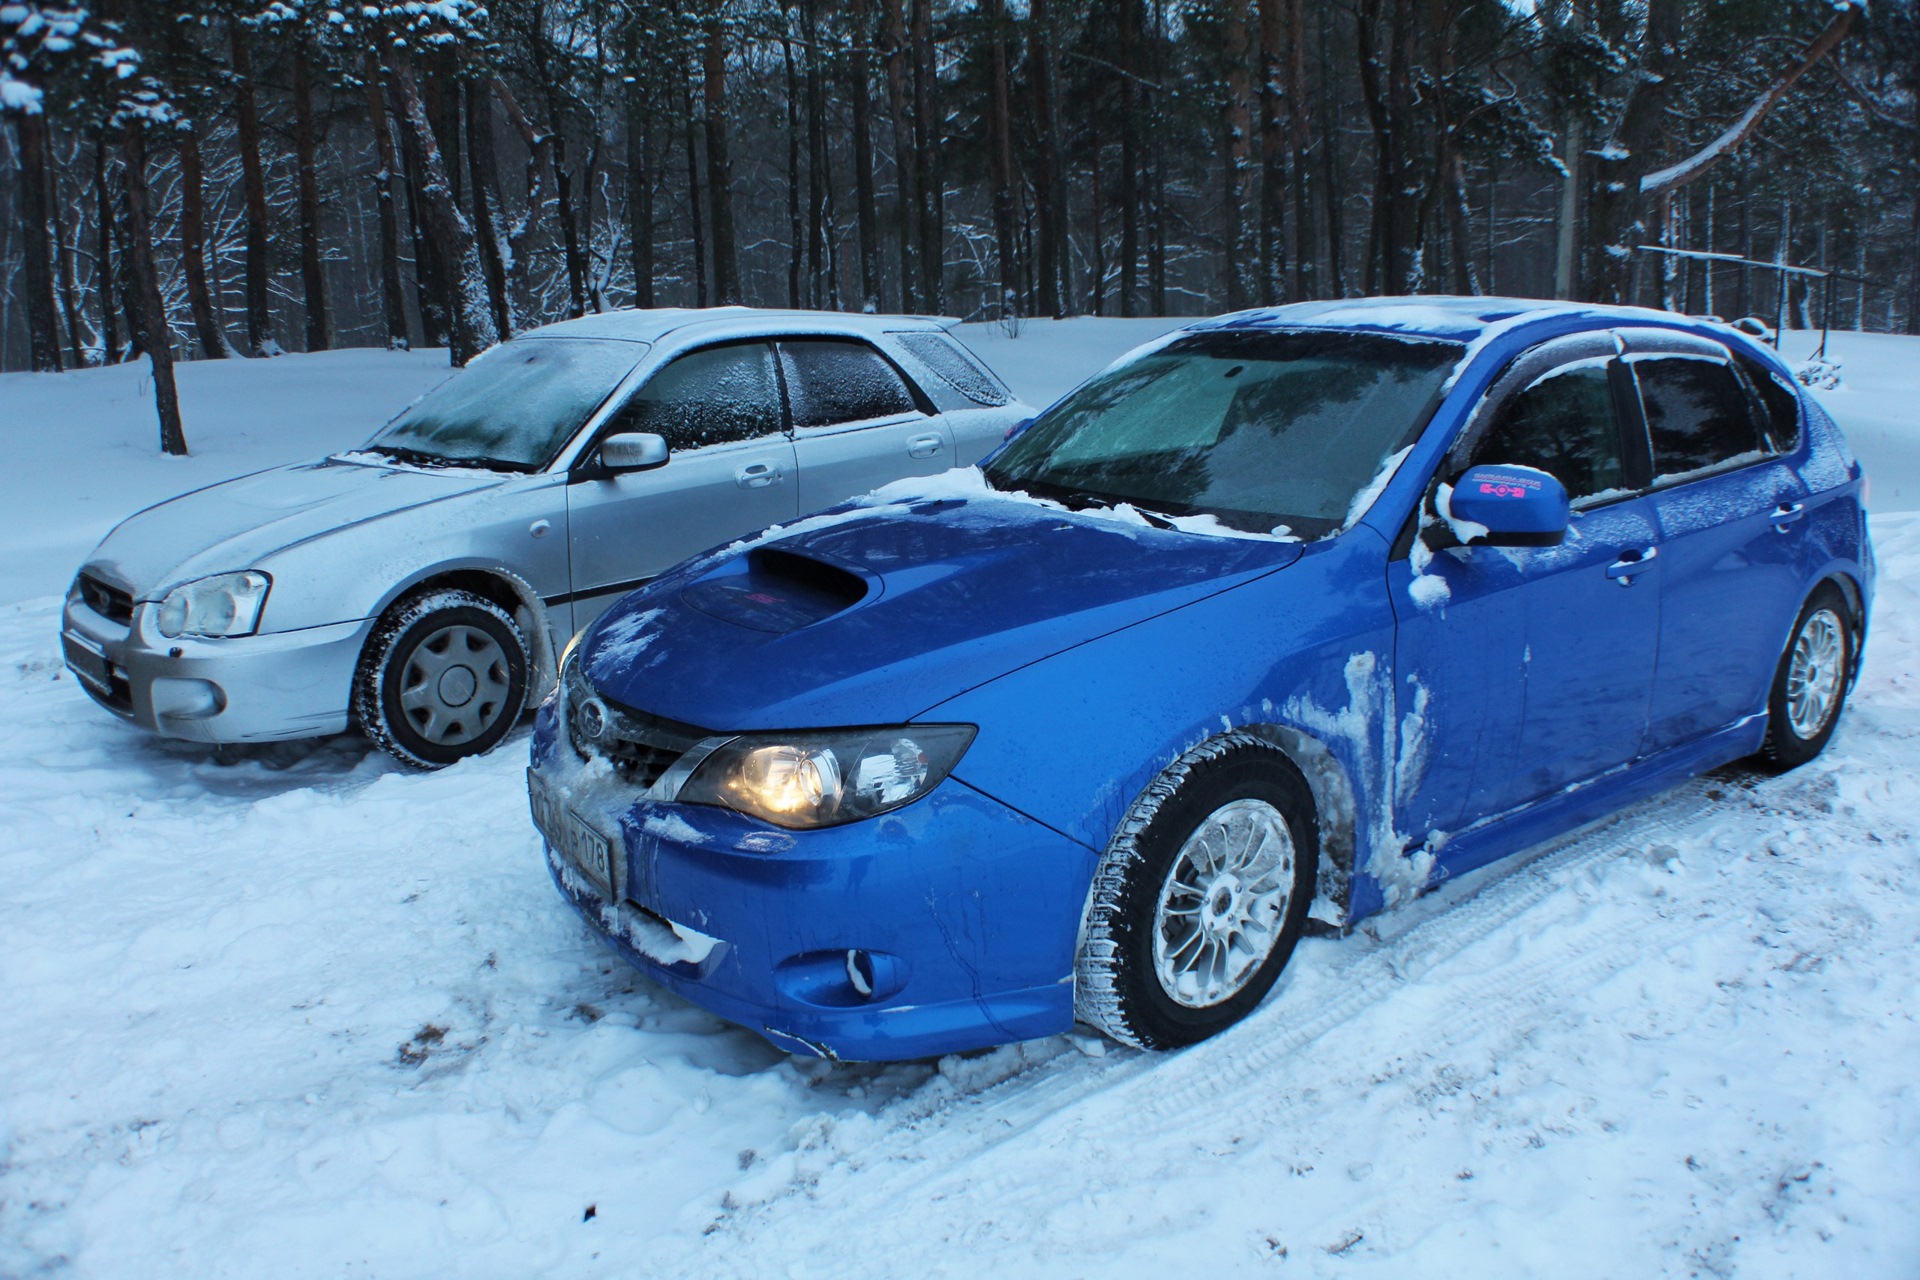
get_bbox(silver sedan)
[60,309,1030,766]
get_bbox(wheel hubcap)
[1152,798,1295,1009]
[1785,608,1844,740]
[397,624,511,746]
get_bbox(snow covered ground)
[1,319,1917,1277]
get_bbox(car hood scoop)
[84,456,506,597]
[580,487,1301,729]
[680,547,874,633]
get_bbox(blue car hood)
[579,487,1301,729]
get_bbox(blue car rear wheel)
[1076,737,1319,1050]
[1760,583,1855,771]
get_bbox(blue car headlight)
[674,725,976,829]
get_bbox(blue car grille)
[563,661,706,789]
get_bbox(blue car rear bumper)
[532,712,1096,1061]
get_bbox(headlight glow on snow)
[154,571,271,639]
[676,725,976,829]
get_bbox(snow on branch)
[1639,4,1859,197]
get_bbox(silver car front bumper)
[60,584,373,743]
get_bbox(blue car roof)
[1186,296,1725,347]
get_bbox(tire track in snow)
[669,768,1787,1271]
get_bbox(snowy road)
[2,324,1918,1276]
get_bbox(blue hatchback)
[526,298,1872,1061]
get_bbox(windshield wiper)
[366,445,523,472]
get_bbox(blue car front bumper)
[530,706,1097,1062]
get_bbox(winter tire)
[1759,583,1854,771]
[1076,736,1319,1051]
[354,588,530,769]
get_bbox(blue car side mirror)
[1448,464,1570,548]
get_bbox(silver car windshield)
[983,329,1462,537]
[369,338,648,470]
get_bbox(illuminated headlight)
[154,571,271,638]
[675,725,976,829]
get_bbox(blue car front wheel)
[1076,737,1319,1050]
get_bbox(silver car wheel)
[397,623,511,746]
[1151,797,1295,1009]
[1785,607,1845,740]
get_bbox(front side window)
[983,329,1461,537]
[1633,356,1767,481]
[779,339,921,428]
[1470,364,1626,503]
[370,338,646,469]
[606,342,783,452]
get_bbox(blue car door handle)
[736,461,782,489]
[909,433,944,459]
[1606,546,1658,584]
[1772,502,1807,531]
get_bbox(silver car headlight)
[154,571,271,638]
[674,725,976,829]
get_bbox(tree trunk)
[625,65,655,310]
[1553,115,1582,299]
[1586,0,1681,303]
[1032,0,1064,317]
[291,40,331,352]
[1318,4,1344,296]
[178,121,230,358]
[703,11,742,305]
[13,110,63,371]
[849,0,883,311]
[909,0,942,311]
[783,26,805,308]
[1257,0,1287,305]
[50,157,90,365]
[464,79,513,338]
[365,53,412,350]
[388,50,499,366]
[1288,0,1313,299]
[230,22,278,356]
[1117,0,1139,317]
[392,76,450,350]
[1223,0,1255,309]
[803,0,838,310]
[120,126,186,455]
[682,69,708,307]
[881,0,918,310]
[93,137,121,363]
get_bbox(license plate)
[61,631,112,694]
[529,770,616,897]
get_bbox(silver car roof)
[519,306,962,344]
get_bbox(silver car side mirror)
[600,432,670,473]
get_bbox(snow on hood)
[578,471,1302,729]
[83,454,507,598]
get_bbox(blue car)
[526,298,1871,1061]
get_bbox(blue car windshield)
[984,329,1462,536]
[369,337,647,470]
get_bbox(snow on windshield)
[984,329,1461,538]
[371,338,646,469]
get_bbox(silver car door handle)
[908,433,944,459]
[1605,546,1658,584]
[1772,502,1807,531]
[736,462,782,489]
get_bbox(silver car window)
[779,339,921,428]
[372,337,646,469]
[605,342,784,451]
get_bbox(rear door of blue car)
[1616,329,1813,754]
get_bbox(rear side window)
[1470,364,1626,503]
[1633,357,1767,481]
[779,339,920,428]
[894,331,1012,406]
[607,342,782,451]
[1739,357,1803,452]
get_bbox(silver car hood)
[87,455,510,598]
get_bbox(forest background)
[2,0,1917,451]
